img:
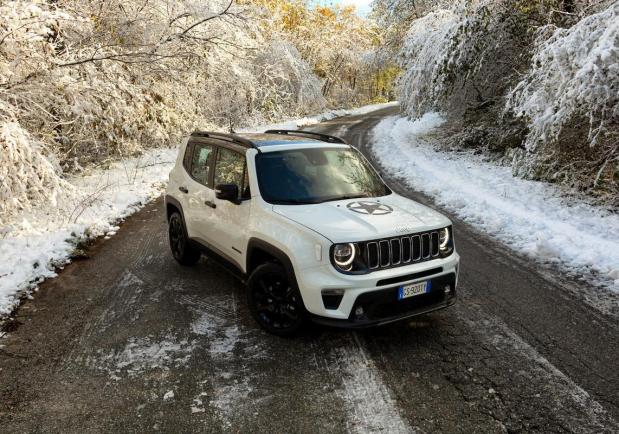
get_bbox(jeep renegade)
[165,129,459,336]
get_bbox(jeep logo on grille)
[346,201,393,215]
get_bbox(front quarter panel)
[248,199,331,275]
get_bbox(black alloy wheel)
[168,212,200,265]
[247,262,305,336]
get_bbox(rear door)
[181,140,216,242]
[170,140,194,221]
[209,146,251,269]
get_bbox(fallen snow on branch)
[372,114,619,291]
[507,3,619,152]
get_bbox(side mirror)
[215,183,240,203]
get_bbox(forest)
[1,0,618,227]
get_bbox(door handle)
[179,186,189,194]
[205,200,216,209]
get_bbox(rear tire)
[247,262,305,337]
[168,212,200,266]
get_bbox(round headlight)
[333,243,355,267]
[439,227,450,250]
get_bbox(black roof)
[189,129,346,151]
[262,129,346,144]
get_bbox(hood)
[273,193,451,242]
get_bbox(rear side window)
[189,143,214,186]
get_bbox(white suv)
[165,130,459,335]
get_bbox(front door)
[210,146,251,270]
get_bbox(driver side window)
[214,147,248,199]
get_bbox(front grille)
[365,230,440,271]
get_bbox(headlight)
[333,243,356,270]
[439,227,450,250]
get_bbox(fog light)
[321,289,345,310]
[444,285,451,294]
[355,306,364,317]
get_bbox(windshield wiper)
[272,194,372,205]
[318,194,370,203]
[271,199,318,205]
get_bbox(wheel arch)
[165,196,184,223]
[246,238,298,289]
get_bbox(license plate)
[398,281,431,300]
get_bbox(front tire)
[247,262,305,336]
[168,212,200,266]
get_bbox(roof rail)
[190,131,255,149]
[263,129,346,144]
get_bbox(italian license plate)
[398,281,431,300]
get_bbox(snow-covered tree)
[506,2,619,190]
[0,0,330,223]
[376,0,618,199]
[250,0,386,106]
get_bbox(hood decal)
[273,193,451,243]
[346,201,393,215]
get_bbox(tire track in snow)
[180,291,268,429]
[63,269,147,368]
[181,285,413,432]
[318,332,414,434]
[303,120,413,433]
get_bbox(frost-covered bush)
[253,1,379,107]
[397,9,458,117]
[253,41,325,121]
[506,2,619,191]
[0,101,69,225]
[203,39,325,128]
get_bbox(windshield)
[255,147,391,204]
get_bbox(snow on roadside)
[242,101,399,132]
[371,114,619,291]
[0,148,177,317]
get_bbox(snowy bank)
[0,149,177,317]
[371,114,619,291]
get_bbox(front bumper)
[296,252,459,324]
[310,273,456,328]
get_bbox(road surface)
[1,108,618,433]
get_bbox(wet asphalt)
[1,108,618,433]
